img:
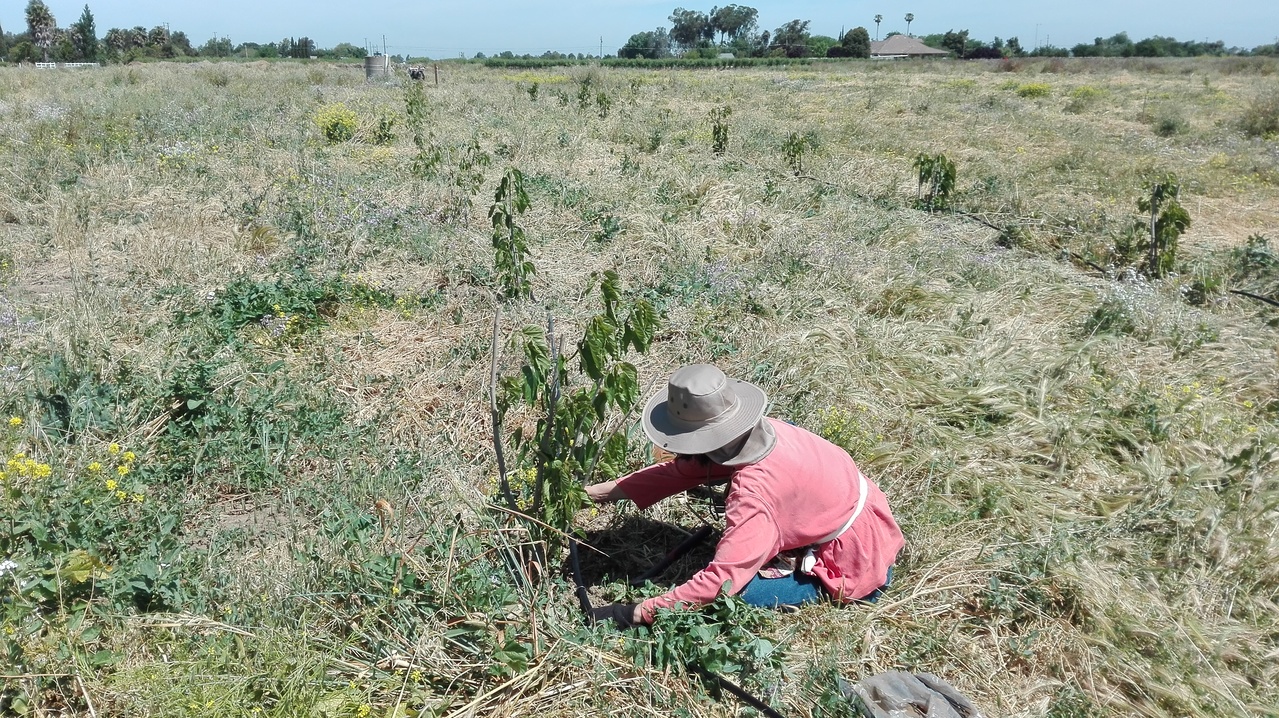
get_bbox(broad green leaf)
[600,269,621,322]
[58,549,101,584]
[578,315,614,382]
[608,362,640,410]
[623,300,659,353]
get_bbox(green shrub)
[1227,233,1279,296]
[371,111,396,145]
[1153,111,1187,137]
[1015,82,1052,98]
[782,131,817,175]
[1065,85,1106,113]
[913,152,957,210]
[710,105,731,156]
[314,102,357,144]
[194,268,398,343]
[1238,92,1279,138]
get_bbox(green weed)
[1015,82,1052,98]
[314,102,357,144]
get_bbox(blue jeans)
[739,566,894,608]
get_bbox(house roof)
[870,35,950,57]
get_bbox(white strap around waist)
[818,472,869,545]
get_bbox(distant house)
[870,35,950,59]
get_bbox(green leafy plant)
[450,137,493,212]
[527,81,539,101]
[782,131,815,175]
[0,426,188,712]
[710,105,732,156]
[493,271,658,547]
[405,78,441,179]
[314,103,357,144]
[489,168,535,300]
[592,212,622,243]
[195,268,397,343]
[1238,93,1279,138]
[806,659,867,718]
[1226,234,1279,296]
[372,111,396,146]
[913,152,957,210]
[595,91,612,119]
[1135,173,1191,278]
[1065,85,1106,114]
[1153,111,1187,137]
[1015,82,1051,98]
[637,590,781,680]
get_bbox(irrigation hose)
[566,537,789,718]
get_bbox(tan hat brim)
[641,378,768,455]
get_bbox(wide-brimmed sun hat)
[642,364,768,455]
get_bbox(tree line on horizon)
[2,0,1276,65]
[1,1,368,64]
[615,5,1277,60]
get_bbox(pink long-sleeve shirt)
[617,419,904,623]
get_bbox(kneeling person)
[586,364,904,627]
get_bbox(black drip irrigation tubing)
[566,536,789,718]
[1229,288,1279,308]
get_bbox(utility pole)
[1035,24,1040,50]
[599,36,603,58]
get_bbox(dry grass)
[1,57,1276,717]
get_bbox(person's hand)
[586,603,639,629]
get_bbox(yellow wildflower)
[122,451,137,464]
[33,464,51,479]
[357,705,371,718]
[88,462,102,472]
[117,465,130,476]
[105,479,118,491]
[131,493,144,503]
[116,490,127,500]
[108,443,120,455]
[7,417,20,428]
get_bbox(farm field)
[1,57,1278,717]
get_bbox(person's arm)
[586,480,627,503]
[614,458,732,510]
[635,489,779,623]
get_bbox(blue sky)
[6,1,1276,55]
